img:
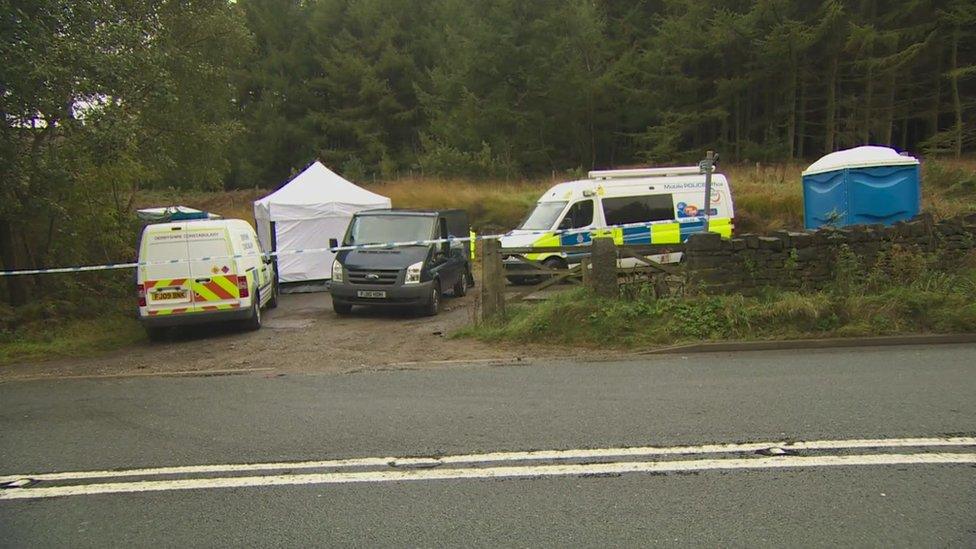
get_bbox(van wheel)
[543,256,567,271]
[423,280,441,316]
[542,257,567,283]
[244,290,262,331]
[333,301,353,315]
[145,326,168,342]
[453,271,468,297]
[466,267,475,288]
[267,282,278,309]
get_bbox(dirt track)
[1,288,581,382]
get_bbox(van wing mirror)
[329,238,339,249]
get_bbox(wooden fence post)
[480,238,506,321]
[590,237,618,298]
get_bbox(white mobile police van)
[500,166,735,282]
[136,218,277,340]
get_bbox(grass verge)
[459,252,976,348]
[0,300,144,366]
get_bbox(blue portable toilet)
[801,146,920,229]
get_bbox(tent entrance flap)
[274,217,350,283]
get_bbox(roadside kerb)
[0,367,276,384]
[641,333,976,355]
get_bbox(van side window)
[559,200,594,229]
[602,195,674,226]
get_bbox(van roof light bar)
[588,166,702,179]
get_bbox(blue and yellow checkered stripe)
[526,218,732,259]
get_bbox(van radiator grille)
[347,269,400,285]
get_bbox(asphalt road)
[1,344,975,547]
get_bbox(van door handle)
[195,277,211,283]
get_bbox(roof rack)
[587,166,701,179]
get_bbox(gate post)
[590,237,618,299]
[480,238,506,321]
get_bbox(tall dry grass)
[364,177,547,232]
[137,157,976,235]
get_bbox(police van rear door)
[187,227,241,312]
[142,224,193,315]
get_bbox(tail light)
[237,276,249,298]
[137,283,146,307]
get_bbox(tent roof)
[256,161,388,208]
[803,146,919,176]
[254,161,390,220]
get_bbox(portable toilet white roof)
[253,161,391,284]
[802,146,919,176]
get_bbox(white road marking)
[2,452,973,500]
[1,437,973,484]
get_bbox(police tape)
[0,216,710,277]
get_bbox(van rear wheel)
[243,290,262,331]
[422,280,441,316]
[267,282,278,309]
[453,271,468,297]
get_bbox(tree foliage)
[1,0,250,304]
[228,0,976,188]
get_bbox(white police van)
[500,166,735,281]
[136,218,277,340]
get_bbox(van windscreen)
[346,216,435,246]
[520,202,567,231]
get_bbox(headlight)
[404,261,423,284]
[332,259,344,282]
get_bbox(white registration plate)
[152,289,188,301]
[357,290,386,298]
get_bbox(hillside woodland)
[2,0,975,309]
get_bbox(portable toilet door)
[801,146,920,229]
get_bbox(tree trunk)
[929,44,942,140]
[734,93,742,159]
[0,218,29,306]
[863,64,873,144]
[787,61,797,159]
[797,72,807,159]
[950,25,962,158]
[882,71,896,145]
[825,56,838,153]
[900,114,909,150]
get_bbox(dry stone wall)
[684,213,976,294]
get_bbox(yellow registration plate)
[153,290,187,301]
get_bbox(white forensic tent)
[253,161,391,284]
